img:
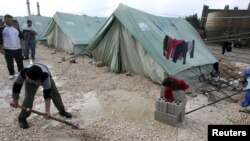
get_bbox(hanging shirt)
[163,35,195,64]
[187,40,195,58]
[163,36,184,59]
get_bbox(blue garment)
[172,42,188,64]
[241,68,250,78]
[24,38,36,58]
[242,90,250,107]
[243,80,248,88]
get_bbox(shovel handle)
[17,105,79,129]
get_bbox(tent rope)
[55,63,72,83]
[185,90,242,115]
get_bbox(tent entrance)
[92,19,165,82]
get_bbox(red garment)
[165,86,173,102]
[164,79,189,102]
[177,80,189,90]
[165,38,184,59]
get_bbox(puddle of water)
[77,90,153,124]
[0,89,11,97]
[0,99,10,108]
[101,90,153,123]
[76,92,104,120]
[0,89,12,108]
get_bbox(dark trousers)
[172,43,188,64]
[24,39,36,58]
[4,49,24,75]
[19,78,65,119]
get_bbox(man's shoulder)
[23,26,35,31]
[3,26,21,32]
[14,27,22,32]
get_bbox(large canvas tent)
[43,12,107,54]
[86,4,218,84]
[16,15,52,43]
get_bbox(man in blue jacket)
[241,68,250,112]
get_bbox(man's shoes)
[18,117,29,129]
[8,75,15,80]
[59,110,72,118]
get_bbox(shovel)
[239,109,250,114]
[17,105,81,129]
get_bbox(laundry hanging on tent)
[163,35,195,64]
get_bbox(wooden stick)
[239,109,250,114]
[17,105,79,129]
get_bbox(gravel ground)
[0,44,249,141]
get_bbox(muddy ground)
[0,44,249,141]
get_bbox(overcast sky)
[1,0,250,18]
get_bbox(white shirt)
[2,26,21,50]
[22,26,36,32]
[23,26,37,41]
[244,77,250,91]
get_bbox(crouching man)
[10,63,72,129]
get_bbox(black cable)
[185,90,242,115]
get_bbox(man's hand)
[10,100,18,108]
[43,112,51,119]
[31,31,37,35]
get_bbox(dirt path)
[0,45,249,141]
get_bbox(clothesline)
[205,32,250,40]
[201,16,250,19]
[204,36,250,43]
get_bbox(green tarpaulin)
[87,4,218,84]
[16,15,52,42]
[43,12,107,54]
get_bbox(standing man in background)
[0,14,24,79]
[23,20,37,60]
